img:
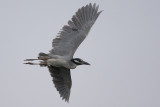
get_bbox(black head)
[71,58,90,65]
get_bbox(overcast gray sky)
[0,0,160,107]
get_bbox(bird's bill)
[83,61,90,65]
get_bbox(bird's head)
[71,58,90,65]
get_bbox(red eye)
[80,60,82,62]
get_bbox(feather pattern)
[49,3,102,59]
[48,66,72,102]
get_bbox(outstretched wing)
[48,66,72,102]
[49,3,102,59]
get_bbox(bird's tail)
[24,52,50,67]
[38,52,50,59]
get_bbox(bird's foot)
[24,62,39,65]
[24,59,39,61]
[24,62,47,66]
[24,58,49,61]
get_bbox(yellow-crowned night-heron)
[24,3,102,102]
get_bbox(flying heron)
[24,3,102,102]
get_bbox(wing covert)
[49,3,102,59]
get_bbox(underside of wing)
[48,66,72,102]
[49,3,102,59]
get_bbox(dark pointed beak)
[83,61,90,65]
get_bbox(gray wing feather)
[49,3,102,59]
[48,66,72,102]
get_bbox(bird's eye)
[79,59,83,62]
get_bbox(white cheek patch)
[74,60,80,63]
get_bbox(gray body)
[47,56,77,69]
[25,3,102,102]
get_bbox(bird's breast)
[47,58,77,69]
[47,59,66,67]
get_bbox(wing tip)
[60,91,70,103]
[70,3,102,29]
